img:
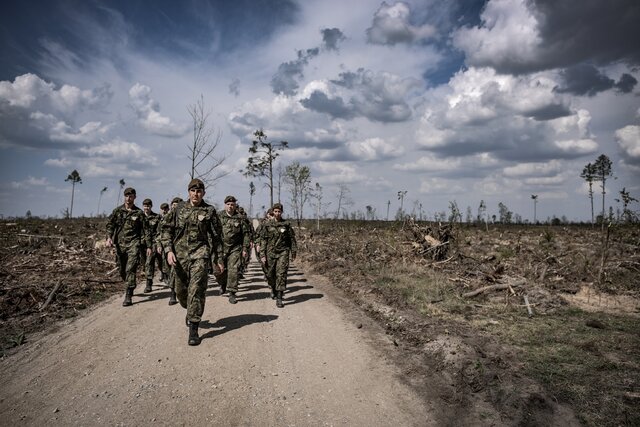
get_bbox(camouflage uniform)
[217,209,251,297]
[161,200,222,323]
[258,212,297,305]
[141,209,162,289]
[106,204,151,292]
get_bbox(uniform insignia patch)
[280,227,285,233]
[198,214,205,221]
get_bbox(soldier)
[106,187,152,307]
[162,180,222,346]
[164,197,183,305]
[141,198,162,293]
[156,202,170,283]
[236,206,253,278]
[216,196,251,304]
[258,203,296,308]
[254,208,274,287]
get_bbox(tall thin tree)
[97,186,108,217]
[593,154,613,226]
[65,170,82,218]
[284,161,312,226]
[248,181,256,218]
[243,129,288,207]
[531,194,538,223]
[116,179,125,207]
[580,162,597,225]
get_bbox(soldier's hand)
[106,238,113,248]
[146,248,152,257]
[217,263,225,274]
[260,256,267,264]
[156,246,162,255]
[167,251,177,267]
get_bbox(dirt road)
[0,261,435,426]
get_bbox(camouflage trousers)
[173,257,209,323]
[216,249,242,293]
[115,244,140,290]
[141,248,163,280]
[266,252,290,292]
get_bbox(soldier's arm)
[161,209,176,255]
[209,209,222,265]
[106,208,118,246]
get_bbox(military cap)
[171,197,183,205]
[124,187,136,196]
[160,202,169,210]
[188,178,205,190]
[224,195,237,204]
[272,203,283,211]
[142,198,152,206]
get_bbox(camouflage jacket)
[106,204,151,248]
[161,201,222,263]
[144,211,160,248]
[218,211,251,255]
[257,219,297,258]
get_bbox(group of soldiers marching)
[105,178,297,346]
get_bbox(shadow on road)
[199,314,278,339]
[284,293,323,305]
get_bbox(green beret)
[124,187,136,196]
[171,197,183,205]
[188,178,205,190]
[142,198,152,206]
[224,195,237,204]
[272,203,283,211]
[160,203,169,210]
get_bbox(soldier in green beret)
[257,203,297,308]
[215,195,251,304]
[161,179,222,345]
[106,187,152,307]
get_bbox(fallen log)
[463,279,526,298]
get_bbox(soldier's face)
[171,202,179,210]
[225,201,236,214]
[273,208,282,220]
[124,193,135,207]
[161,207,169,214]
[143,205,151,215]
[189,188,205,206]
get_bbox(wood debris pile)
[403,218,453,261]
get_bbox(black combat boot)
[188,322,201,346]
[144,278,153,293]
[228,292,237,304]
[168,289,178,305]
[270,286,276,300]
[276,291,284,308]
[122,288,133,307]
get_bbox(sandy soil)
[0,261,436,426]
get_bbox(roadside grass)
[487,307,640,427]
[365,262,639,427]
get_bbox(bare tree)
[615,187,638,223]
[386,200,391,221]
[284,161,312,226]
[334,184,354,219]
[65,169,82,218]
[276,163,285,204]
[310,182,330,230]
[187,95,229,187]
[531,194,538,223]
[243,129,288,207]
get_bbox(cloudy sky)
[1,0,639,221]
